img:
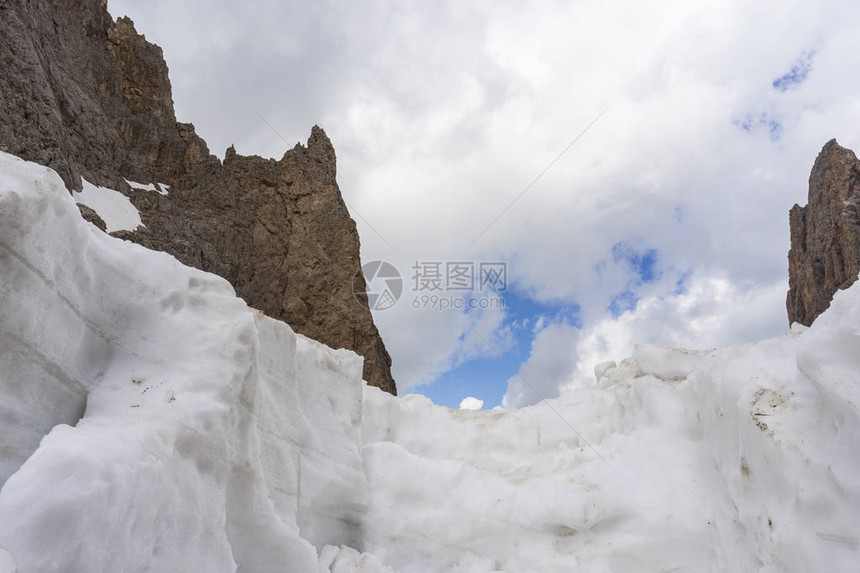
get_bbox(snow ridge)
[1,151,860,572]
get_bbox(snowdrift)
[0,153,367,572]
[1,151,859,572]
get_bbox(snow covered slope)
[0,152,369,572]
[1,150,859,572]
[362,318,860,572]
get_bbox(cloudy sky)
[111,0,860,409]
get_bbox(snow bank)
[1,150,859,572]
[0,152,368,572]
[360,300,860,572]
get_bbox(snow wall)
[1,151,859,572]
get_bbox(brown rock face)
[119,130,396,394]
[0,1,217,189]
[787,139,860,326]
[0,0,395,393]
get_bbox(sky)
[110,0,860,409]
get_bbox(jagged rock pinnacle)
[787,139,860,326]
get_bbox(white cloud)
[458,397,484,410]
[108,0,860,399]
[502,321,580,409]
[562,272,788,394]
[370,256,512,391]
[504,271,787,408]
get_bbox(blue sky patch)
[734,113,783,141]
[772,51,815,92]
[674,269,693,295]
[607,290,638,317]
[503,287,581,328]
[598,242,661,316]
[414,356,516,409]
[612,242,660,284]
[413,287,580,409]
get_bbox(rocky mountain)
[787,139,860,327]
[0,0,395,393]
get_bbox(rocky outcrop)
[787,139,860,326]
[77,204,107,232]
[118,131,396,394]
[0,0,395,393]
[0,1,217,190]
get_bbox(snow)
[0,550,15,573]
[73,177,142,232]
[0,152,365,572]
[124,178,168,195]
[1,149,860,572]
[319,546,396,573]
[359,315,860,572]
